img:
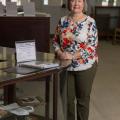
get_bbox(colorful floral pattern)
[53,15,98,71]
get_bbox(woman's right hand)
[56,50,64,59]
[56,50,72,60]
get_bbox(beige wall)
[34,0,120,34]
[48,0,62,6]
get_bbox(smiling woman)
[68,0,87,13]
[52,0,98,120]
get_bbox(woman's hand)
[56,49,81,60]
[73,50,81,60]
[56,50,72,60]
[63,52,73,60]
[63,51,81,60]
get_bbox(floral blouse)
[53,15,98,71]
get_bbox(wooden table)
[0,46,70,120]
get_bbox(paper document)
[6,2,17,16]
[23,2,35,16]
[0,3,5,16]
[16,40,36,63]
[19,61,59,69]
[1,103,34,116]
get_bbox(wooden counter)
[0,16,50,52]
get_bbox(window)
[0,0,63,6]
[101,0,117,6]
[0,0,30,5]
[44,0,48,5]
[102,0,109,6]
[11,0,21,5]
[0,0,20,5]
[113,0,117,6]
[0,0,5,5]
[43,0,63,6]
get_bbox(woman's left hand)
[74,50,81,59]
[62,51,81,60]
[63,52,73,60]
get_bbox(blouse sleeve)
[80,20,98,63]
[52,20,61,52]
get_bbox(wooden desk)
[0,16,50,52]
[0,47,70,120]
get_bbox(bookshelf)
[94,6,120,39]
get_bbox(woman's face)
[69,0,84,14]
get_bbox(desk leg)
[53,73,59,120]
[4,84,16,105]
[45,76,50,120]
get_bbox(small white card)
[23,2,35,16]
[16,40,36,63]
[6,2,17,16]
[0,2,5,16]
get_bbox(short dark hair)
[67,0,88,13]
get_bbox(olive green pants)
[60,62,97,120]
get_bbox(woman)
[53,0,98,120]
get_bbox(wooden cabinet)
[0,16,50,52]
[94,6,120,39]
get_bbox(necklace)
[69,13,87,23]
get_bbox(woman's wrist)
[56,49,63,57]
[58,49,62,54]
[72,52,81,60]
[72,54,75,60]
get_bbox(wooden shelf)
[1,114,52,120]
[0,16,50,52]
[95,6,120,8]
[94,6,120,39]
[29,114,52,120]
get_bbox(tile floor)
[16,41,120,120]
